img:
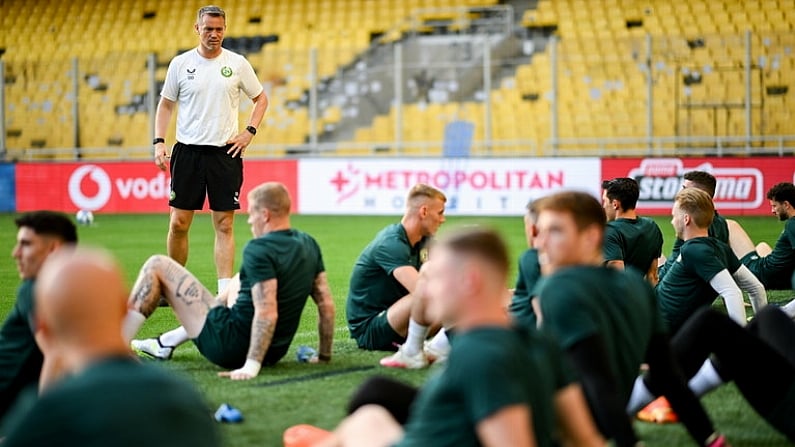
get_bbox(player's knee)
[755,242,772,257]
[169,217,191,234]
[144,254,172,270]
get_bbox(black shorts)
[169,142,243,211]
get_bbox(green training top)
[655,237,740,333]
[346,223,429,337]
[748,217,795,289]
[2,357,220,447]
[231,229,325,354]
[509,249,542,330]
[539,265,663,408]
[603,217,663,275]
[0,280,43,419]
[396,326,574,447]
[660,211,729,280]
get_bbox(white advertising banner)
[298,158,602,215]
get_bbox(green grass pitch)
[0,212,791,446]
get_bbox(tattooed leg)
[129,255,217,337]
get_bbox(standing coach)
[153,5,268,294]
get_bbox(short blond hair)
[248,182,291,217]
[674,188,714,229]
[407,184,446,209]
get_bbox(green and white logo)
[221,66,233,77]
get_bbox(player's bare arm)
[227,91,269,158]
[153,97,176,170]
[310,272,335,363]
[475,405,535,447]
[645,261,659,287]
[219,278,278,380]
[553,384,605,447]
[392,265,420,293]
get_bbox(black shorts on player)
[168,142,243,211]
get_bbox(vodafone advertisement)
[601,157,795,216]
[11,157,794,215]
[15,160,298,213]
[298,158,601,215]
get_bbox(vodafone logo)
[69,165,112,211]
[67,165,172,211]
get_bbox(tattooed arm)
[310,272,335,362]
[218,278,278,380]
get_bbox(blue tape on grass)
[255,365,375,387]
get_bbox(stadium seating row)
[2,0,500,158]
[344,0,794,156]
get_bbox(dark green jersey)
[346,224,429,337]
[397,327,573,447]
[745,217,795,289]
[539,266,663,407]
[509,249,542,329]
[0,280,43,418]
[2,357,220,447]
[230,229,325,353]
[660,211,729,280]
[656,237,740,333]
[603,217,663,275]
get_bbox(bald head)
[248,182,292,217]
[36,248,128,348]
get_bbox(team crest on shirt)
[221,66,233,77]
[187,68,196,80]
[419,248,429,264]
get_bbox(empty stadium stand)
[1,0,793,159]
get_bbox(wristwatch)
[245,125,257,135]
[153,137,165,145]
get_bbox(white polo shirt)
[161,48,263,146]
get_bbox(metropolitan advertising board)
[298,158,601,215]
[601,157,795,216]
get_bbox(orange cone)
[283,424,333,447]
[636,396,679,423]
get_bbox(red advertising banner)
[15,160,298,213]
[601,157,795,216]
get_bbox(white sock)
[626,376,655,415]
[403,319,429,356]
[160,326,190,348]
[121,311,146,343]
[782,299,795,319]
[688,360,724,397]
[218,278,231,295]
[426,328,450,354]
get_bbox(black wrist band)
[153,137,165,145]
[245,125,257,135]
